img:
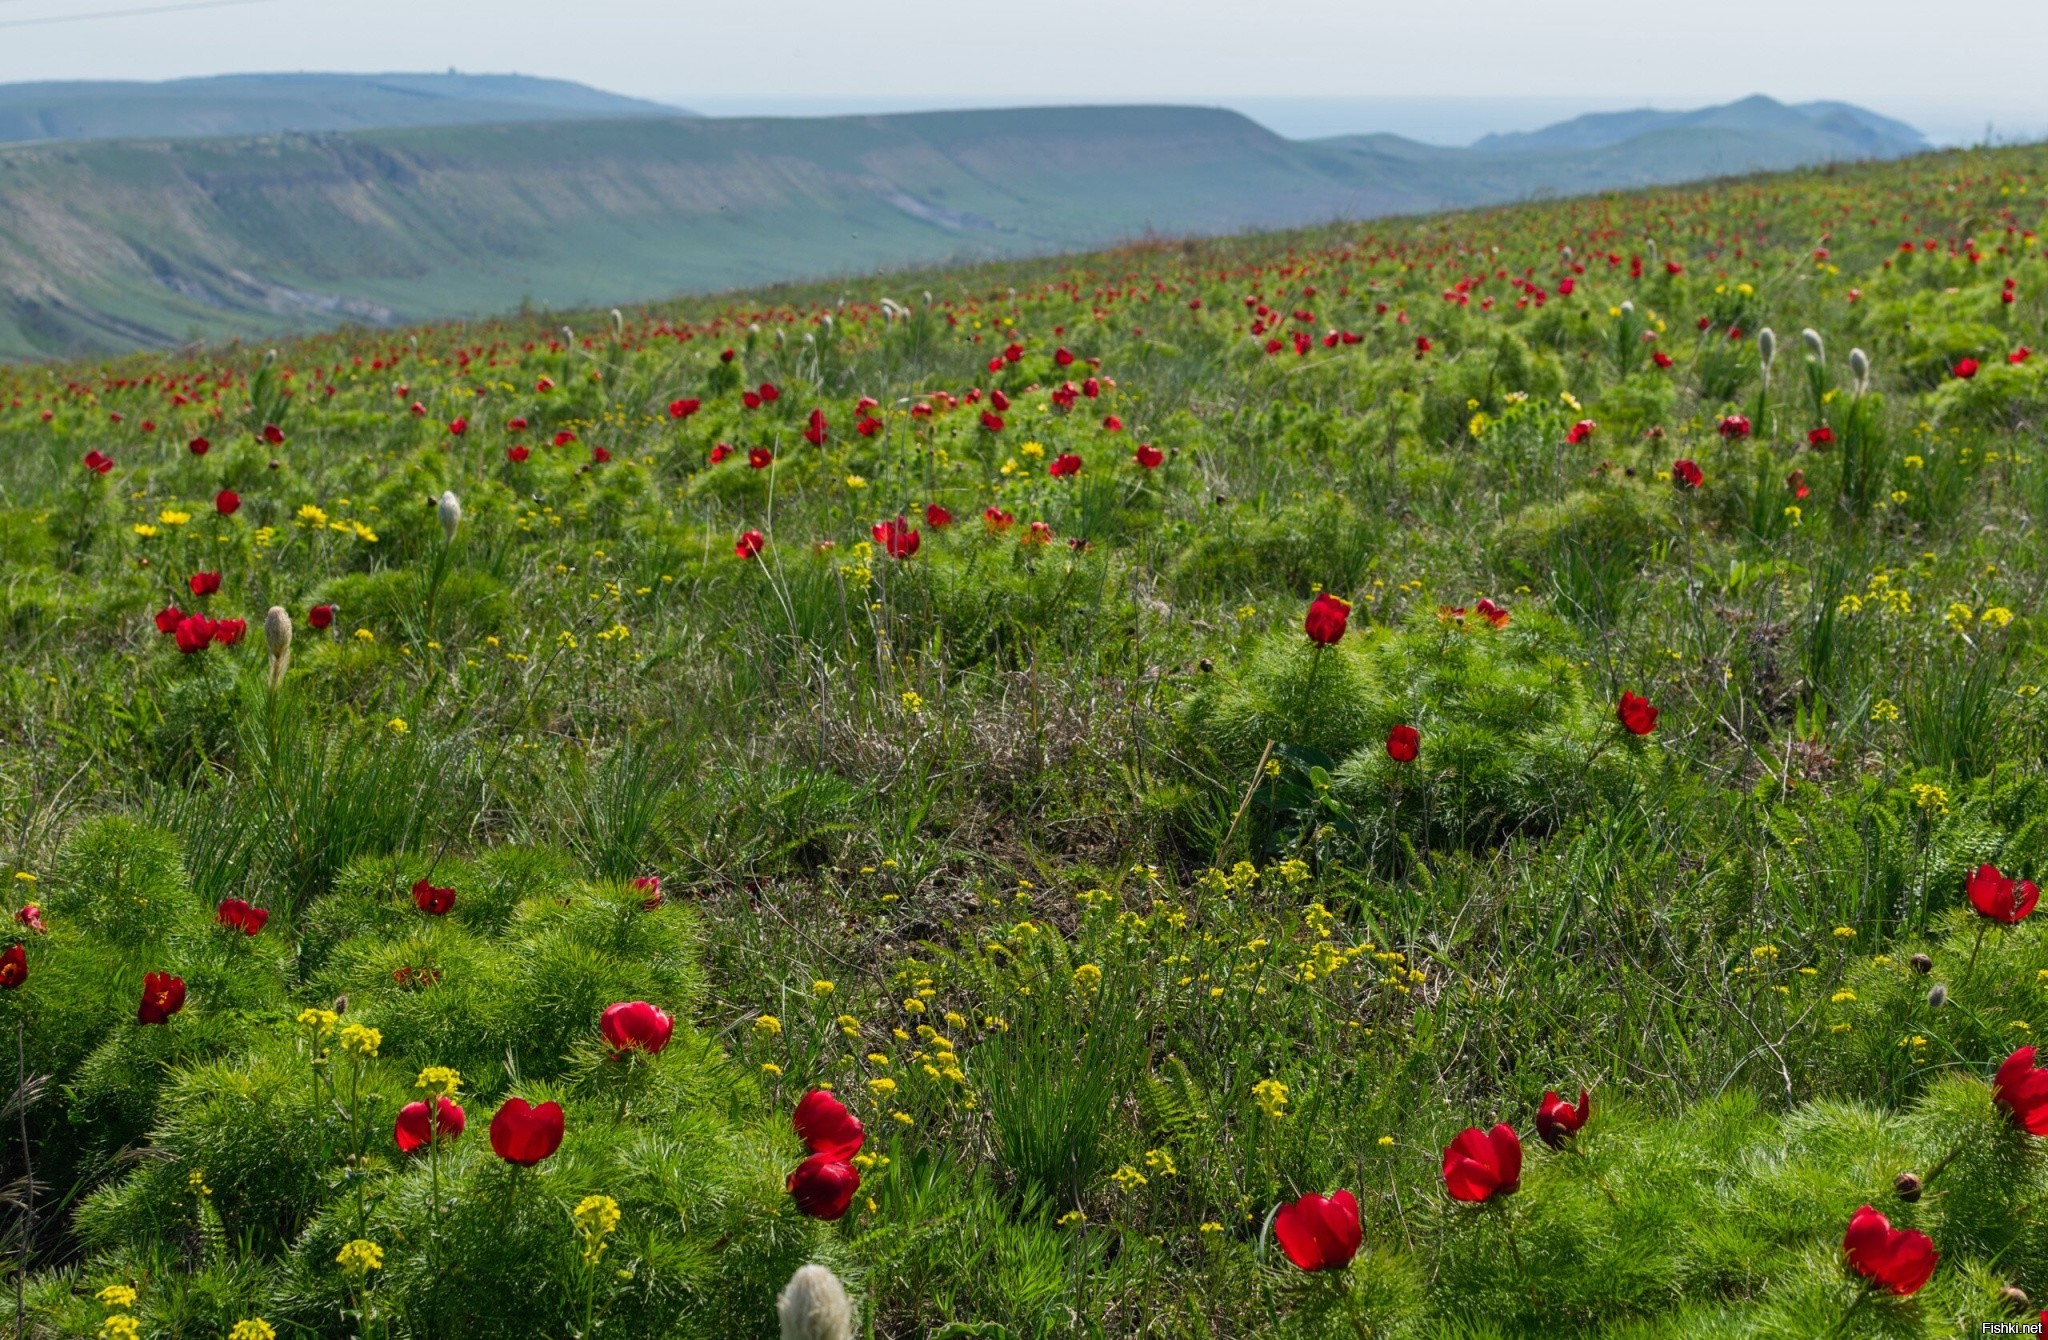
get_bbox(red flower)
[804,409,829,445]
[1536,1090,1590,1149]
[82,450,114,475]
[1617,692,1659,735]
[409,402,427,417]
[1048,453,1083,478]
[489,1097,565,1166]
[1994,1046,2048,1135]
[924,503,952,529]
[1718,415,1751,439]
[748,447,773,470]
[0,943,24,990]
[553,430,577,446]
[188,436,210,456]
[1651,350,1673,369]
[758,382,780,403]
[873,516,920,559]
[173,614,215,654]
[1024,520,1053,547]
[979,411,1005,433]
[1386,723,1420,762]
[1002,342,1024,364]
[1134,444,1164,469]
[709,443,735,464]
[506,446,530,463]
[983,507,1015,532]
[1303,593,1350,646]
[990,389,1011,412]
[600,1001,674,1056]
[668,397,701,419]
[137,971,186,1025]
[308,604,334,630]
[632,874,662,909]
[2012,347,2034,365]
[1968,863,2039,924]
[856,416,883,437]
[1566,419,1596,445]
[14,904,42,934]
[508,417,528,431]
[1807,425,1835,448]
[1842,1205,1937,1296]
[411,878,455,917]
[1415,336,1432,355]
[261,424,285,445]
[742,391,763,410]
[1788,469,1810,499]
[447,418,467,436]
[793,1089,866,1159]
[1671,458,1704,490]
[214,898,268,936]
[787,1153,860,1220]
[212,619,246,647]
[155,606,184,634]
[1442,1123,1522,1202]
[1054,347,1075,367]
[591,446,611,464]
[188,571,222,597]
[394,1095,465,1153]
[735,529,766,559]
[1954,358,1980,379]
[215,489,240,515]
[536,376,556,392]
[1273,1190,1362,1272]
[1474,598,1510,628]
[1101,415,1123,432]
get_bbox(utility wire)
[0,0,278,28]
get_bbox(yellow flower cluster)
[339,1023,381,1057]
[1251,1078,1289,1118]
[416,1066,462,1096]
[574,1194,621,1267]
[335,1239,383,1276]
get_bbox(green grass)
[1,142,2048,1337]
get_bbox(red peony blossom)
[215,489,240,515]
[394,1095,465,1153]
[1386,724,1420,762]
[1651,350,1673,369]
[1134,444,1164,469]
[1048,453,1083,478]
[262,424,285,445]
[173,614,215,655]
[214,898,268,936]
[787,1153,860,1220]
[758,382,781,403]
[1273,1190,1363,1272]
[600,1001,674,1056]
[14,904,42,934]
[924,503,952,529]
[1536,1090,1590,1148]
[1055,347,1075,367]
[1024,520,1053,547]
[2011,347,2033,365]
[1474,598,1510,628]
[793,1089,866,1159]
[735,529,766,560]
[748,447,773,470]
[1995,1046,2048,1134]
[308,604,334,630]
[980,411,1005,433]
[508,417,528,431]
[1442,1123,1522,1202]
[1842,1205,1937,1296]
[82,450,115,474]
[1968,863,2039,924]
[411,878,455,917]
[0,942,24,990]
[553,430,576,446]
[489,1097,565,1166]
[804,409,829,445]
[137,970,186,1025]
[1617,692,1659,736]
[591,446,611,464]
[709,442,735,464]
[1672,458,1704,490]
[1566,419,1596,444]
[873,516,920,559]
[1788,469,1810,500]
[983,507,1015,532]
[990,389,1011,412]
[536,376,556,393]
[188,571,222,597]
[506,446,530,463]
[212,619,246,647]
[1718,415,1752,439]
[188,436,210,456]
[1303,593,1350,646]
[1807,426,1835,448]
[669,397,700,420]
[447,418,467,437]
[632,874,662,909]
[1954,358,1980,379]
[1101,414,1123,432]
[155,606,184,634]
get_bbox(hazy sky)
[3,0,2045,144]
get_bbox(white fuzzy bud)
[1800,328,1824,362]
[777,1265,854,1340]
[1848,347,1871,392]
[264,606,292,689]
[437,490,462,542]
[1757,328,1778,371]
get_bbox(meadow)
[3,141,2048,1338]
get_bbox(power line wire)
[0,0,278,28]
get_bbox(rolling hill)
[0,72,688,146]
[0,94,1930,359]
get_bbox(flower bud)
[1909,952,1932,974]
[1800,327,1824,362]
[2001,1285,2030,1310]
[437,491,462,543]
[263,605,292,690]
[1757,328,1778,370]
[1927,983,1948,1008]
[777,1264,855,1340]
[1620,300,1635,317]
[1848,347,1871,393]
[610,308,624,337]
[1893,1172,1922,1202]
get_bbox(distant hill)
[0,72,690,146]
[0,95,1930,358]
[1469,95,1925,157]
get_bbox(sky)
[2,0,2046,145]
